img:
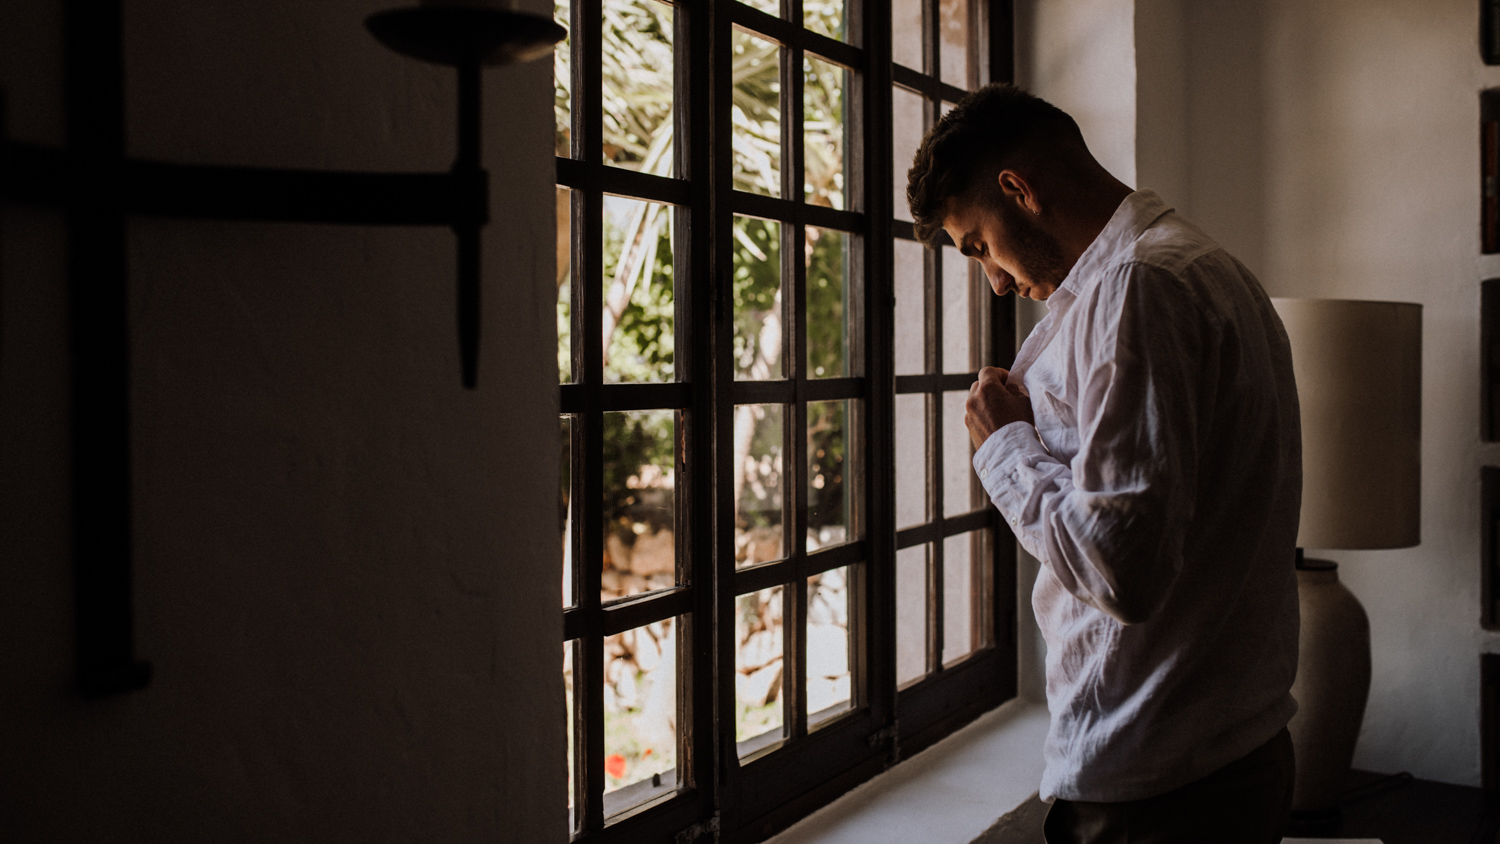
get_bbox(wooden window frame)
[557,0,1018,840]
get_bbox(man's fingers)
[973,367,1026,401]
[987,365,1030,397]
[977,366,1010,387]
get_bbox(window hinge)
[675,814,720,844]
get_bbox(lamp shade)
[1271,298,1422,550]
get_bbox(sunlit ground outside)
[736,586,784,749]
[605,620,678,794]
[807,566,852,723]
[565,641,576,825]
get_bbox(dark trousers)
[1043,728,1295,844]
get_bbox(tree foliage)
[556,0,854,546]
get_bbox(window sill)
[765,699,1050,844]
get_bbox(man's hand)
[966,367,1034,450]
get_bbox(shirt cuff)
[972,422,1050,523]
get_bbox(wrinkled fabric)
[974,191,1302,803]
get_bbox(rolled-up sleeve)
[973,264,1204,625]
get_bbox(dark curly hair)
[906,84,1086,245]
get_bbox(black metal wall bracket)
[365,3,566,387]
[0,2,562,697]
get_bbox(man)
[907,84,1301,843]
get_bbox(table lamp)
[1270,297,1422,830]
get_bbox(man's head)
[906,84,1120,300]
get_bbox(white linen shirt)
[974,190,1302,803]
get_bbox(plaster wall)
[1168,0,1493,787]
[1245,0,1491,787]
[1013,0,1138,188]
[0,1,566,839]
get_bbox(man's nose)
[983,264,1007,293]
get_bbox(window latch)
[675,814,720,844]
[867,720,900,750]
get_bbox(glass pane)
[737,0,778,16]
[604,619,679,803]
[893,87,925,222]
[896,544,928,686]
[895,394,927,528]
[732,30,783,197]
[805,0,845,41]
[561,415,574,607]
[808,400,853,550]
[939,0,969,88]
[892,0,923,70]
[804,55,846,210]
[554,0,573,156]
[894,238,925,374]
[807,566,852,725]
[602,410,677,603]
[942,533,974,664]
[943,391,975,516]
[602,0,675,173]
[737,586,785,753]
[558,186,573,383]
[807,228,849,378]
[603,197,675,384]
[565,640,577,830]
[735,404,786,569]
[733,216,784,380]
[942,245,972,373]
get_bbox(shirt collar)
[1053,190,1173,300]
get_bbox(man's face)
[941,187,1069,301]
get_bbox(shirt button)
[1009,516,1017,526]
[979,468,988,480]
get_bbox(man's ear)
[997,170,1040,216]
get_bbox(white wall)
[1246,0,1490,788]
[1018,0,1495,788]
[1014,0,1138,188]
[1181,0,1491,788]
[0,1,566,838]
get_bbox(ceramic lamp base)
[1287,558,1372,824]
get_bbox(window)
[556,0,1016,838]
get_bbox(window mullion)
[709,0,746,801]
[860,0,897,735]
[787,8,815,736]
[679,0,718,811]
[923,220,944,674]
[923,0,938,79]
[574,0,607,828]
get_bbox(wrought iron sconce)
[365,2,566,387]
[0,1,562,697]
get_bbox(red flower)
[605,754,627,780]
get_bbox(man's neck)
[1052,179,1134,278]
